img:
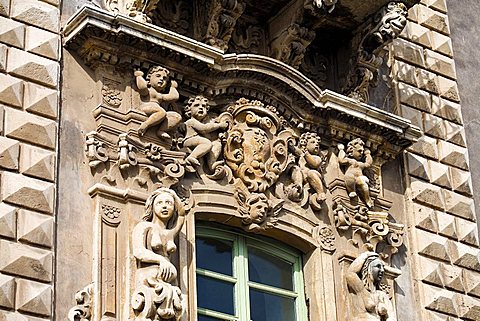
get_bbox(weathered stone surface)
[20,144,55,181]
[437,76,460,102]
[0,74,24,108]
[392,38,426,67]
[413,203,438,233]
[438,140,469,170]
[424,114,446,139]
[444,121,466,147]
[15,279,52,317]
[10,0,59,33]
[18,209,54,247]
[422,0,448,14]
[401,104,424,130]
[408,135,441,162]
[422,284,460,316]
[460,296,480,321]
[402,20,432,48]
[0,239,52,282]
[0,172,55,214]
[442,189,475,221]
[393,61,417,86]
[0,43,6,71]
[416,68,440,94]
[425,49,456,79]
[407,152,430,180]
[436,211,457,239]
[411,178,445,210]
[430,30,453,57]
[456,218,479,247]
[429,160,451,188]
[431,96,462,124]
[0,0,9,17]
[449,167,473,197]
[464,270,480,298]
[0,16,25,48]
[452,243,480,272]
[417,230,452,262]
[0,311,49,321]
[0,274,15,309]
[0,203,16,239]
[417,4,450,34]
[0,136,20,170]
[7,48,59,88]
[4,107,56,149]
[442,264,465,293]
[25,26,59,60]
[417,254,445,286]
[24,82,57,119]
[398,81,431,111]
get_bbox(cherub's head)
[146,66,170,92]
[299,132,321,155]
[346,138,365,160]
[185,96,210,120]
[244,193,269,225]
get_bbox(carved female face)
[149,69,169,92]
[306,137,320,155]
[189,96,209,120]
[248,197,269,224]
[153,192,175,221]
[370,258,385,284]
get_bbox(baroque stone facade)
[0,1,479,321]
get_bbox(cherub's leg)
[344,175,357,198]
[357,176,373,207]
[307,171,326,201]
[138,104,167,136]
[184,137,213,166]
[207,140,223,171]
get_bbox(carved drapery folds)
[344,2,408,103]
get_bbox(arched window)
[196,226,308,321]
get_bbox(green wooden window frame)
[196,226,308,321]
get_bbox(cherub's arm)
[346,252,373,294]
[337,144,350,166]
[134,70,149,97]
[304,152,323,170]
[189,118,227,134]
[169,193,187,238]
[359,149,373,169]
[161,80,179,102]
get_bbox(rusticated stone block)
[408,135,439,159]
[436,211,457,240]
[464,270,480,298]
[422,0,447,13]
[393,61,416,85]
[424,114,446,139]
[0,43,6,72]
[437,76,460,102]
[0,74,24,108]
[442,190,475,221]
[392,38,426,67]
[0,239,52,282]
[417,230,452,262]
[416,68,439,94]
[24,82,58,119]
[4,107,56,149]
[442,264,465,293]
[0,274,15,309]
[425,49,456,79]
[0,104,3,134]
[0,16,25,49]
[25,26,59,61]
[407,152,430,180]
[431,30,453,57]
[18,209,53,247]
[456,218,479,247]
[444,121,466,147]
[0,172,55,214]
[0,311,49,321]
[42,0,59,6]
[438,140,469,170]
[20,144,55,181]
[0,0,9,17]
[424,310,461,321]
[402,20,432,48]
[417,4,450,34]
[432,96,463,124]
[398,81,431,111]
[413,203,438,233]
[10,0,59,33]
[0,203,16,239]
[7,48,59,88]
[411,178,445,210]
[460,296,480,321]
[452,243,480,272]
[450,167,473,197]
[400,104,424,130]
[15,279,52,317]
[422,284,460,316]
[0,136,20,170]
[417,254,445,286]
[429,161,451,189]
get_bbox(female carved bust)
[346,252,396,321]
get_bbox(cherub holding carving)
[183,95,228,169]
[134,66,182,138]
[298,132,327,206]
[338,138,374,208]
[346,252,396,321]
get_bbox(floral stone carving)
[346,252,397,321]
[131,188,188,321]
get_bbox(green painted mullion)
[293,258,308,321]
[236,235,250,321]
[247,281,298,298]
[197,307,238,321]
[196,268,237,283]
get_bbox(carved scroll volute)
[224,100,294,193]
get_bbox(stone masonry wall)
[393,0,480,319]
[0,0,60,320]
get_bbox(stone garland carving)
[104,0,159,23]
[68,284,94,321]
[344,2,407,103]
[131,188,188,321]
[204,0,246,51]
[134,67,182,138]
[346,252,397,321]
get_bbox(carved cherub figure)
[134,66,182,138]
[298,132,327,204]
[183,96,228,169]
[346,252,395,321]
[338,138,373,208]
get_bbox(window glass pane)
[197,236,233,276]
[198,315,230,321]
[248,246,293,290]
[197,275,235,315]
[249,289,296,321]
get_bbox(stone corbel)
[103,0,159,23]
[204,0,246,51]
[343,2,408,103]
